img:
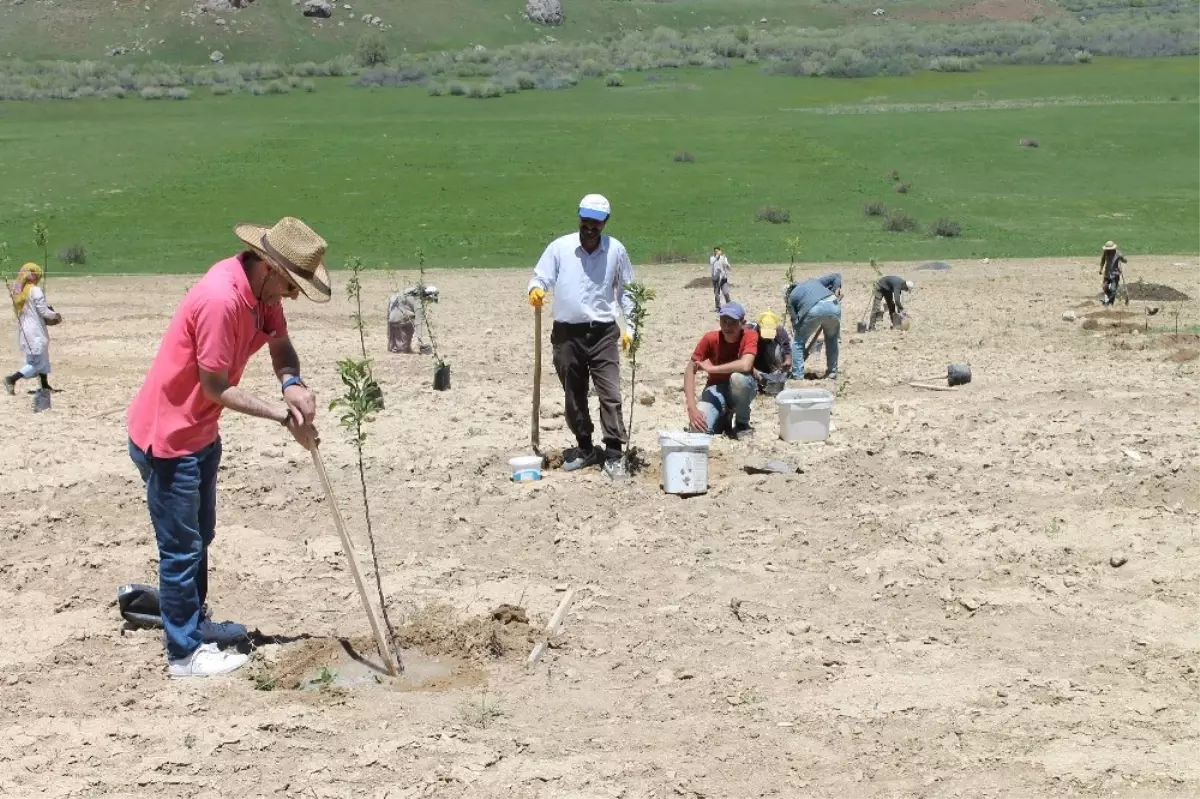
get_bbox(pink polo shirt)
[127,255,288,458]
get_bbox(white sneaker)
[168,642,249,678]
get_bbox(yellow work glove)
[528,287,546,308]
[621,331,632,352]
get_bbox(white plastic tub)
[508,455,544,482]
[657,430,712,494]
[775,388,834,442]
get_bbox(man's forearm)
[684,365,698,409]
[213,384,287,423]
[704,360,751,376]
[271,342,301,381]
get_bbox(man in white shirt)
[528,193,636,481]
[709,247,732,312]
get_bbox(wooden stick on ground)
[525,586,577,669]
[908,382,956,392]
[309,444,399,677]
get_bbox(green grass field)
[0,57,1196,275]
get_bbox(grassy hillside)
[0,57,1195,275]
[0,0,908,64]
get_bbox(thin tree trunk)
[355,430,401,672]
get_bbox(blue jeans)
[128,437,221,660]
[789,296,841,378]
[697,373,757,432]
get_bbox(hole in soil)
[253,603,536,693]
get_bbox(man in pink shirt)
[126,217,329,678]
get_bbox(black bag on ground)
[117,583,163,629]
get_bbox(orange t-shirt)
[691,328,759,387]
[127,255,288,458]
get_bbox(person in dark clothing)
[1100,241,1127,306]
[744,310,792,392]
[868,275,914,330]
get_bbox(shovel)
[309,443,399,676]
[531,304,544,459]
[908,363,972,391]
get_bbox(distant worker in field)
[528,193,636,481]
[868,275,914,331]
[387,284,437,354]
[709,246,732,312]
[787,273,842,380]
[744,310,792,394]
[1100,241,1127,307]
[5,262,61,396]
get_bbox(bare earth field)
[1,256,1198,799]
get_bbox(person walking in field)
[125,217,327,678]
[387,284,437,354]
[709,246,732,312]
[1099,241,1127,306]
[868,275,914,330]
[787,273,842,381]
[528,193,637,481]
[5,263,61,396]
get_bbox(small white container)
[508,455,543,482]
[775,388,834,442]
[658,430,712,494]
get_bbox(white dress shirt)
[529,232,637,334]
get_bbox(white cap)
[905,280,915,290]
[579,193,611,221]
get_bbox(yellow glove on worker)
[528,287,546,308]
[621,331,632,352]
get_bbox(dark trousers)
[129,437,221,660]
[551,321,627,454]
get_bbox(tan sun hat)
[234,217,332,303]
[1103,240,1117,250]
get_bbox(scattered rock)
[1110,552,1128,568]
[209,50,224,62]
[525,0,563,26]
[302,0,332,17]
[490,604,528,624]
[1061,311,1076,322]
[638,392,655,406]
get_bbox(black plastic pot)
[433,364,451,391]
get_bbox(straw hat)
[1103,240,1117,250]
[234,217,332,303]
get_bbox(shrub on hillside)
[864,201,888,217]
[354,67,428,87]
[212,84,235,96]
[895,182,911,194]
[604,72,624,87]
[514,71,536,90]
[448,81,468,96]
[356,32,389,67]
[1020,137,1040,147]
[883,211,919,232]
[266,80,290,94]
[139,86,165,100]
[757,206,791,224]
[167,87,191,100]
[930,218,962,237]
[428,82,446,96]
[58,245,87,266]
[674,151,695,163]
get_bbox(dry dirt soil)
[1,256,1198,799]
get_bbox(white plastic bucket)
[658,430,712,494]
[508,455,543,482]
[776,388,834,442]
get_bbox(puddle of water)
[297,645,482,693]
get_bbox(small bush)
[301,80,316,93]
[1020,137,1039,148]
[883,212,919,233]
[288,76,304,88]
[674,151,695,163]
[428,82,445,96]
[448,81,468,96]
[356,32,389,67]
[1074,49,1092,63]
[895,182,911,194]
[604,72,624,87]
[930,218,962,237]
[514,71,536,90]
[733,25,750,44]
[864,201,888,217]
[757,206,791,224]
[139,86,165,100]
[266,80,290,95]
[58,245,87,266]
[501,77,520,94]
[167,87,190,100]
[249,83,267,96]
[888,170,900,181]
[212,83,234,96]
